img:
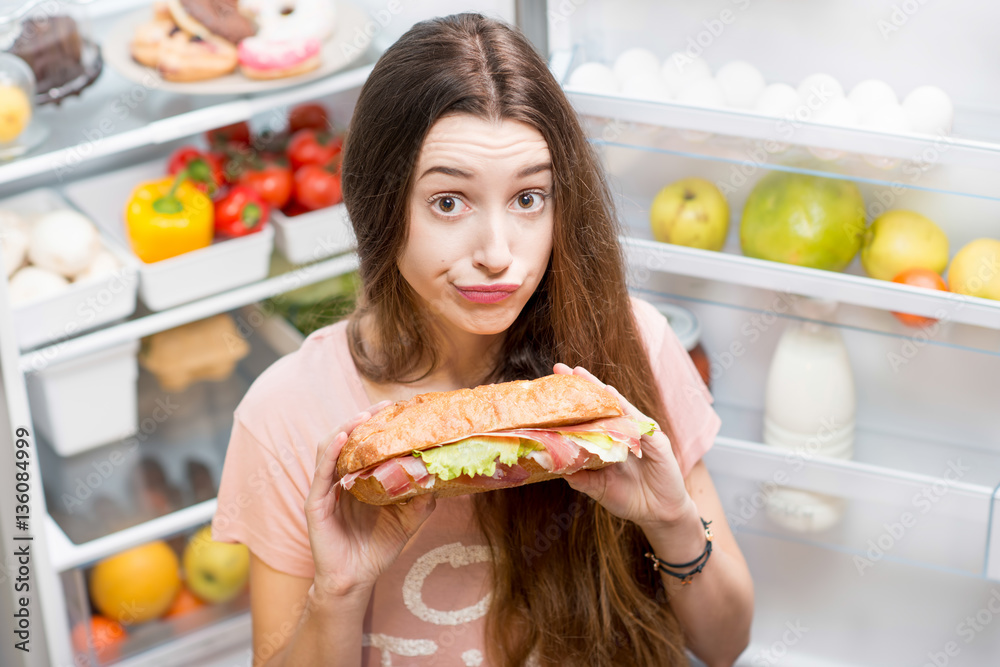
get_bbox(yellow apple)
[948,238,1000,300]
[861,210,949,281]
[182,526,250,604]
[649,177,730,251]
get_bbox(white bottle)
[762,298,855,532]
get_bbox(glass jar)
[653,301,711,391]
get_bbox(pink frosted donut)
[237,36,321,80]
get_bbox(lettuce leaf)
[413,436,541,481]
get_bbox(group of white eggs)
[567,48,954,138]
[2,209,121,306]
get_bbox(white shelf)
[563,83,1000,173]
[622,236,1000,330]
[19,252,359,373]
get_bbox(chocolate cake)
[10,15,85,94]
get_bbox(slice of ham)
[462,462,532,489]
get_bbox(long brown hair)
[342,14,686,666]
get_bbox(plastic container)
[63,159,275,311]
[272,201,354,265]
[653,301,712,390]
[26,338,139,456]
[3,187,139,351]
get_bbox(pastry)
[240,0,337,42]
[139,313,250,392]
[9,15,85,96]
[158,31,238,82]
[130,19,178,68]
[238,36,320,80]
[166,0,256,45]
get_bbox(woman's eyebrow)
[417,162,552,181]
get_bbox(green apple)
[948,238,1000,300]
[649,177,730,251]
[182,526,250,604]
[861,210,949,281]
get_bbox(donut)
[131,19,177,67]
[237,36,320,80]
[158,31,238,82]
[239,0,336,42]
[166,0,255,45]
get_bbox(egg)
[613,48,661,86]
[677,78,725,108]
[902,85,953,135]
[860,104,912,133]
[715,60,766,109]
[797,73,844,112]
[661,53,711,97]
[567,62,620,95]
[621,74,671,102]
[847,80,898,120]
[814,97,858,126]
[754,83,801,117]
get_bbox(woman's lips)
[455,283,519,304]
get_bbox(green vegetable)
[414,436,541,481]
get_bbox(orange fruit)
[891,267,949,327]
[71,615,127,662]
[164,585,206,618]
[89,541,181,625]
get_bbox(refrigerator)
[2,0,999,665]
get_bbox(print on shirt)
[402,542,492,625]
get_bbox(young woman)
[213,13,753,667]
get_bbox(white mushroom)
[75,249,121,283]
[28,209,101,279]
[8,265,69,305]
[0,210,28,277]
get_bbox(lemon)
[861,210,949,281]
[0,85,31,143]
[948,238,1000,300]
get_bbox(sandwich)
[337,374,656,505]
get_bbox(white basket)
[272,201,355,265]
[26,339,140,457]
[63,160,275,311]
[4,188,139,351]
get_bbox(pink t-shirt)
[212,296,720,666]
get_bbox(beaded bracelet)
[644,518,713,585]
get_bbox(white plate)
[102,1,370,95]
[63,160,275,311]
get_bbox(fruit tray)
[271,201,354,265]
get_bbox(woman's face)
[400,114,554,337]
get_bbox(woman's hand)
[553,363,696,530]
[305,401,437,601]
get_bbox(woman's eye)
[438,197,456,213]
[515,192,545,212]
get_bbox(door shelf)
[705,402,999,579]
[622,236,1000,331]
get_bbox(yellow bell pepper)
[125,173,214,263]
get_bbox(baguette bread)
[337,374,622,477]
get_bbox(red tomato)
[166,147,224,195]
[891,268,949,327]
[294,164,343,211]
[205,121,251,149]
[236,156,293,209]
[287,129,343,170]
[214,186,269,237]
[288,103,330,134]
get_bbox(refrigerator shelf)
[705,401,997,578]
[622,236,1000,331]
[0,0,373,194]
[19,253,359,374]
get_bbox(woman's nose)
[472,211,513,274]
